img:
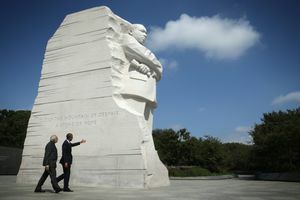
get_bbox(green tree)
[153,129,228,172]
[199,136,226,172]
[152,128,180,165]
[250,107,300,172]
[0,109,31,148]
[177,128,196,165]
[223,142,253,172]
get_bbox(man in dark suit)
[57,133,86,192]
[34,135,62,193]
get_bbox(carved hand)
[138,64,150,74]
[152,71,158,79]
[130,59,152,77]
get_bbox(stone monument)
[17,6,169,188]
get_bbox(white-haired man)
[34,135,62,193]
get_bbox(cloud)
[198,107,206,112]
[148,14,260,60]
[272,91,300,105]
[159,58,179,71]
[226,133,251,144]
[223,126,253,144]
[170,124,184,131]
[234,126,252,133]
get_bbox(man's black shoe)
[63,188,74,192]
[55,188,62,193]
[34,188,46,193]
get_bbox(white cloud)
[159,58,179,71]
[223,126,253,144]
[226,133,252,144]
[148,14,260,60]
[234,126,252,133]
[170,124,184,131]
[198,107,206,112]
[272,91,300,105]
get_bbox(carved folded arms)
[130,59,159,79]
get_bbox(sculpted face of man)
[132,24,147,44]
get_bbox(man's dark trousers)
[56,164,71,189]
[36,166,60,191]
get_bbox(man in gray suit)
[34,135,62,193]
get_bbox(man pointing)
[57,133,86,192]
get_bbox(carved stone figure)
[17,6,169,188]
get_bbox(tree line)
[153,128,253,173]
[0,109,30,148]
[153,107,300,173]
[0,107,299,173]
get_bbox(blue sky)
[1,0,300,143]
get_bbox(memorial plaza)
[1,176,300,200]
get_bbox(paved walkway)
[1,176,300,200]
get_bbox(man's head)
[66,133,73,141]
[50,135,58,143]
[131,24,147,44]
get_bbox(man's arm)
[43,143,51,166]
[70,142,80,147]
[71,139,86,147]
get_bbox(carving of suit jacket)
[42,141,58,168]
[59,140,80,165]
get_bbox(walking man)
[34,135,62,193]
[57,133,86,192]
